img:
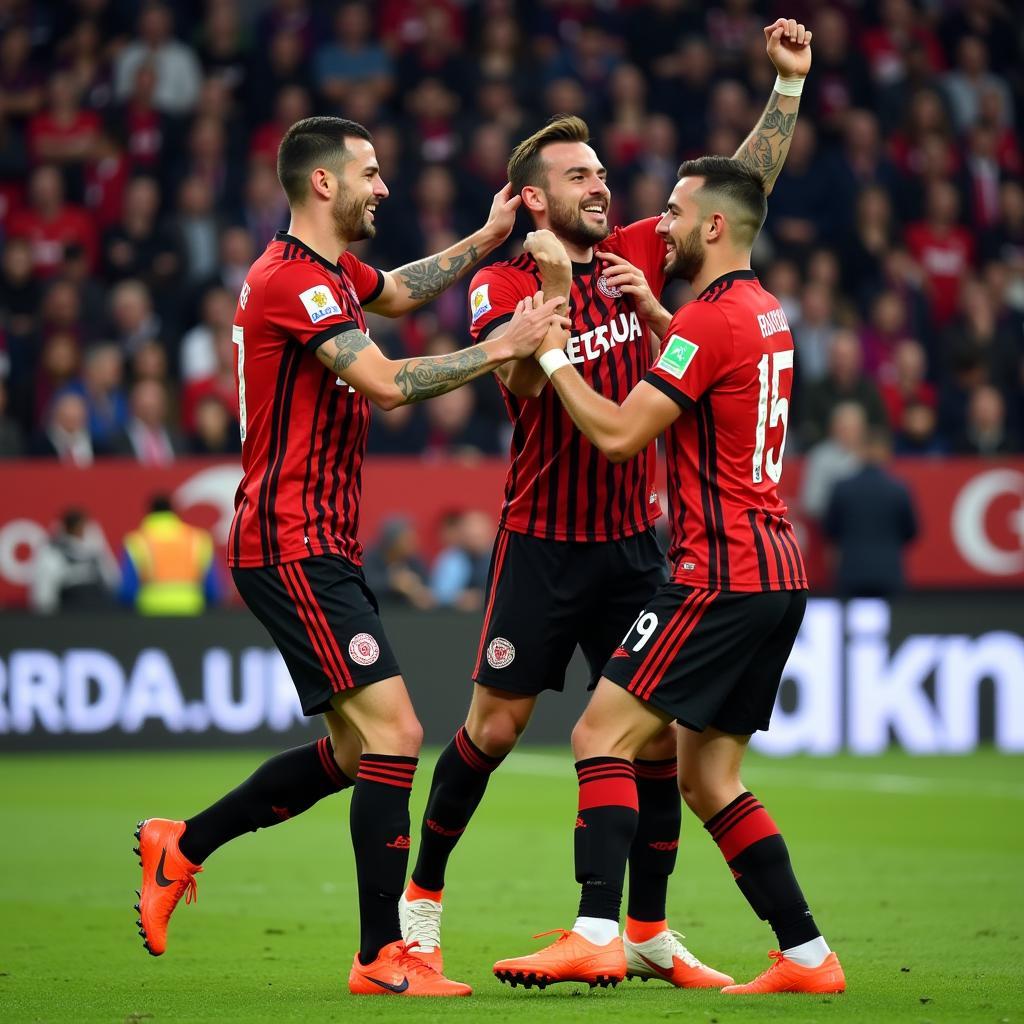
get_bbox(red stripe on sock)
[578,777,639,812]
[316,737,347,787]
[357,769,414,789]
[634,759,677,781]
[714,805,780,862]
[454,728,491,774]
[708,794,760,840]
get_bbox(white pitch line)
[501,752,1024,800]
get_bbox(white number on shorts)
[752,350,793,484]
[626,610,660,652]
[233,324,246,443]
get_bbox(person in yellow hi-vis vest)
[119,495,222,614]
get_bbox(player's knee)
[470,714,521,758]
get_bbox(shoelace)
[531,929,573,944]
[403,900,442,950]
[395,941,443,978]
[665,930,702,968]
[747,949,787,982]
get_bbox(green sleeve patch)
[656,334,699,379]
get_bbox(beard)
[332,189,376,242]
[547,194,610,250]
[665,223,705,282]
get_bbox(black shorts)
[472,527,667,696]
[602,584,807,735]
[232,554,401,717]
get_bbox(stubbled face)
[656,177,706,281]
[332,137,389,242]
[533,141,611,249]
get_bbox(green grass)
[2,748,1022,1023]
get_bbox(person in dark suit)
[823,427,919,596]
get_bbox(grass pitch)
[2,747,1022,1023]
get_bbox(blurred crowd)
[0,0,1022,487]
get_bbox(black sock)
[627,757,680,922]
[575,757,639,922]
[180,737,352,864]
[410,727,504,892]
[705,791,820,949]
[351,754,418,964]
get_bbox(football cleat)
[348,940,471,997]
[721,950,846,994]
[493,929,626,989]
[398,892,444,972]
[624,929,735,987]
[134,818,201,956]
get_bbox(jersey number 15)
[752,350,793,484]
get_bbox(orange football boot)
[348,940,472,996]
[624,929,735,988]
[493,930,626,989]
[133,818,201,956]
[722,950,846,994]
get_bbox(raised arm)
[365,184,522,317]
[732,18,812,195]
[316,293,568,408]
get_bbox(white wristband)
[774,74,805,97]
[538,349,570,378]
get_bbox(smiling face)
[656,177,708,282]
[530,141,611,249]
[332,136,388,242]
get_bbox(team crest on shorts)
[486,637,515,669]
[597,274,622,298]
[348,632,380,666]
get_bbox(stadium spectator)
[429,509,494,611]
[859,287,913,381]
[180,287,235,384]
[955,384,1020,456]
[118,494,221,615]
[879,338,936,430]
[196,0,249,96]
[29,506,119,613]
[241,161,289,249]
[0,235,42,340]
[839,184,898,304]
[982,180,1024,268]
[188,392,240,456]
[366,401,427,455]
[114,62,168,176]
[75,342,129,448]
[942,35,1014,133]
[29,390,95,465]
[108,279,162,357]
[26,69,101,171]
[363,516,435,610]
[798,330,887,448]
[941,277,1020,393]
[108,378,182,465]
[0,25,44,126]
[765,120,830,258]
[7,163,98,277]
[824,427,919,596]
[893,398,947,457]
[102,175,181,290]
[180,323,237,434]
[175,176,222,284]
[791,280,838,386]
[801,401,868,521]
[113,2,202,117]
[313,3,393,108]
[34,332,82,428]
[249,85,310,167]
[0,378,25,458]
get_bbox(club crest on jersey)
[486,637,515,669]
[299,285,342,324]
[597,274,622,298]
[239,280,250,309]
[469,283,491,323]
[657,334,699,379]
[348,632,380,666]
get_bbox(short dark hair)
[508,115,590,195]
[675,155,767,245]
[149,494,173,514]
[277,116,372,205]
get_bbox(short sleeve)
[644,301,733,409]
[265,260,361,352]
[467,265,535,341]
[604,217,667,299]
[339,250,386,305]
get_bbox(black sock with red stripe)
[411,726,504,892]
[575,757,639,921]
[179,737,352,864]
[627,757,681,922]
[704,791,821,949]
[352,754,418,964]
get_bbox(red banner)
[0,456,1021,607]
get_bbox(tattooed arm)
[364,184,523,316]
[732,18,812,194]
[316,294,569,408]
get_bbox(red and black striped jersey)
[468,217,666,542]
[644,270,807,592]
[227,231,385,569]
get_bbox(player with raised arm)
[493,148,845,995]
[401,19,812,990]
[132,116,566,998]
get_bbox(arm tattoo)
[397,245,480,301]
[393,347,488,403]
[319,329,371,374]
[736,92,798,189]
